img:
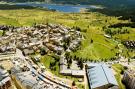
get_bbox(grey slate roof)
[0,68,10,86]
[87,64,118,89]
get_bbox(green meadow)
[112,64,126,89]
[0,4,134,60]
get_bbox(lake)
[16,3,100,13]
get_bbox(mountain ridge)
[0,0,135,8]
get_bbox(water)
[16,3,100,13]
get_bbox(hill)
[1,0,135,7]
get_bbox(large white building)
[86,63,118,89]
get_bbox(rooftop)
[0,68,9,80]
[0,68,10,86]
[126,69,135,77]
[87,64,118,89]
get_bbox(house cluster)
[0,25,15,54]
[86,63,118,89]
[122,69,135,89]
[0,37,15,55]
[0,24,82,56]
[123,41,135,49]
[11,55,71,89]
[0,37,15,61]
[0,67,11,89]
[0,24,83,89]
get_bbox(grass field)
[40,55,83,83]
[0,4,134,60]
[112,64,126,89]
[40,55,60,75]
[0,30,3,36]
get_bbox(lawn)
[70,29,119,60]
[114,33,135,41]
[0,30,3,36]
[40,55,60,76]
[40,55,80,82]
[112,64,126,89]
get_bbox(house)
[71,70,84,77]
[60,68,72,76]
[0,68,11,89]
[60,59,84,77]
[59,57,67,65]
[104,34,112,38]
[15,71,48,89]
[122,69,135,89]
[34,56,40,62]
[60,56,84,77]
[23,48,34,55]
[87,64,118,89]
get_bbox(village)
[0,24,84,89]
[0,24,135,89]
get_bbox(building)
[0,68,11,89]
[60,57,84,77]
[23,48,34,55]
[71,70,84,77]
[122,69,135,89]
[86,63,118,89]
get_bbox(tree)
[52,54,60,62]
[74,55,76,60]
[120,70,124,74]
[77,59,83,70]
[49,61,56,70]
[72,81,76,86]
[90,39,93,43]
[40,48,46,55]
[65,52,70,57]
[49,62,52,69]
[69,58,72,64]
[53,67,56,71]
[80,61,83,70]
[75,26,81,31]
[67,63,70,69]
[124,66,128,70]
[2,30,5,36]
[63,43,68,50]
[0,65,4,69]
[128,58,130,64]
[7,70,11,74]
